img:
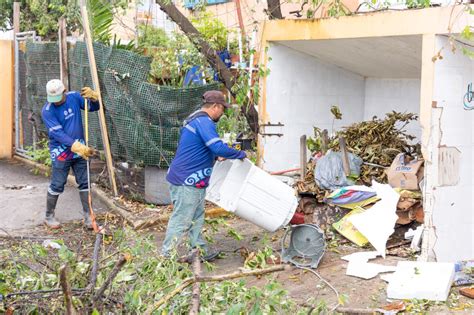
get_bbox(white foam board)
[386,261,455,301]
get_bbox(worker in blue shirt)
[41,79,99,229]
[162,90,246,261]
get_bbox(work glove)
[71,141,95,160]
[80,87,99,102]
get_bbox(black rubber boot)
[44,192,60,229]
[79,191,93,230]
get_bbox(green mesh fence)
[24,41,220,167]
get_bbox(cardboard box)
[386,153,424,190]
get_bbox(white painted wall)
[431,36,474,262]
[263,43,365,171]
[263,43,422,172]
[364,78,421,140]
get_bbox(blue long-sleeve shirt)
[167,111,246,188]
[41,91,100,161]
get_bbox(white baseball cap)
[46,79,65,103]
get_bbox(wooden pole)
[80,3,118,196]
[300,135,307,180]
[13,2,20,34]
[58,17,69,89]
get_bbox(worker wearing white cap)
[41,79,99,229]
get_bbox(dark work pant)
[48,158,88,195]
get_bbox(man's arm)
[41,108,75,146]
[195,118,246,159]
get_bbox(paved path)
[0,158,106,232]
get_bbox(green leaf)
[461,26,473,41]
[114,270,136,283]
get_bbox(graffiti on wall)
[463,83,474,110]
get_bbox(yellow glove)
[80,87,99,102]
[71,141,95,160]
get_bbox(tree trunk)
[154,0,259,135]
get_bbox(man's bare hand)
[217,157,227,162]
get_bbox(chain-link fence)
[19,40,220,168]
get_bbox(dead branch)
[144,264,288,314]
[87,233,102,292]
[92,255,127,303]
[336,307,382,314]
[59,264,76,315]
[6,288,85,298]
[189,249,201,315]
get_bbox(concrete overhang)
[261,5,473,42]
[276,35,422,78]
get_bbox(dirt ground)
[2,159,473,314]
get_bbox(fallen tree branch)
[59,264,76,315]
[92,255,127,303]
[189,249,201,315]
[144,264,288,314]
[87,233,103,293]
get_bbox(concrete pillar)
[0,40,14,158]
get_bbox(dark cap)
[203,90,230,108]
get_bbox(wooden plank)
[299,135,307,180]
[13,2,20,34]
[58,17,69,89]
[339,136,350,176]
[80,3,118,196]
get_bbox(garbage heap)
[295,111,424,238]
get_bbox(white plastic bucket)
[206,159,298,232]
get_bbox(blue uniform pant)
[48,158,88,195]
[161,184,207,256]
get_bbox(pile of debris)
[296,111,424,229]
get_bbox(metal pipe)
[14,35,20,154]
[238,29,243,68]
[15,31,36,37]
[14,151,32,160]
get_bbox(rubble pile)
[294,111,425,240]
[297,112,421,197]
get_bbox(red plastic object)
[290,212,305,225]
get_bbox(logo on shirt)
[64,107,74,120]
[184,168,212,187]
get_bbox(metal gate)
[14,31,40,159]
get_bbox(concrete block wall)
[263,43,365,171]
[431,36,474,262]
[364,78,421,140]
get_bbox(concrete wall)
[364,78,421,139]
[262,43,365,171]
[0,40,14,158]
[431,36,474,262]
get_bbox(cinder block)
[144,166,171,205]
